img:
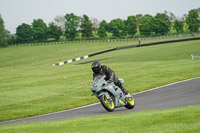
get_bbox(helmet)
[91,61,101,74]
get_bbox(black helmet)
[91,61,101,74]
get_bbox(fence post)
[191,55,194,60]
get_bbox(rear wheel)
[125,96,135,109]
[99,94,114,112]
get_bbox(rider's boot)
[121,86,132,98]
[116,80,132,98]
[121,86,128,95]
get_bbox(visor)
[92,67,100,74]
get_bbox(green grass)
[0,105,200,133]
[0,39,200,122]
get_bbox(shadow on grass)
[76,57,114,65]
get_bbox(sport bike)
[91,75,135,112]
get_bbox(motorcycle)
[91,75,135,112]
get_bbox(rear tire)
[99,94,114,112]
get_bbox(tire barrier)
[53,55,88,66]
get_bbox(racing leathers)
[93,65,129,95]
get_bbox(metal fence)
[9,33,200,47]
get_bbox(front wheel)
[125,97,135,109]
[99,94,114,112]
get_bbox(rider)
[91,61,131,97]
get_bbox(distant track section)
[53,37,200,66]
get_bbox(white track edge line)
[132,77,200,95]
[24,77,200,118]
[0,103,101,123]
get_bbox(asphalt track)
[0,77,200,125]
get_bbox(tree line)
[0,8,200,47]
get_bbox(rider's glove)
[108,77,113,82]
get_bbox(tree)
[125,16,137,37]
[47,22,62,41]
[153,13,171,35]
[65,13,79,40]
[108,18,126,37]
[186,8,200,32]
[139,14,154,36]
[90,17,100,36]
[80,15,93,39]
[0,14,8,47]
[54,15,66,35]
[32,19,48,41]
[181,14,187,22]
[16,23,32,42]
[164,11,176,22]
[173,20,184,33]
[97,20,108,38]
[135,14,143,25]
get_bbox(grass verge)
[0,39,200,121]
[0,105,200,133]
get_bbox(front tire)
[125,97,135,109]
[99,94,114,112]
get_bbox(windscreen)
[93,75,104,85]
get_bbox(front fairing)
[91,76,117,96]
